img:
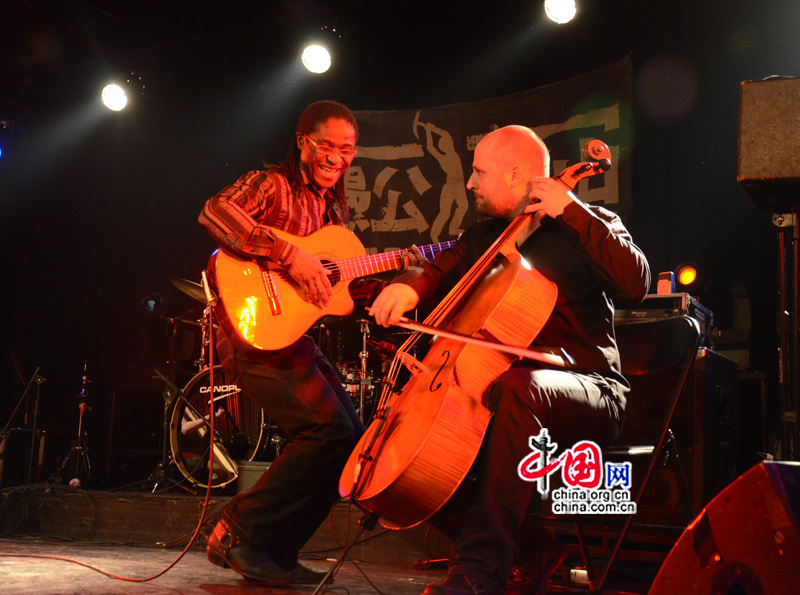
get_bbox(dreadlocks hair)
[267,100,358,223]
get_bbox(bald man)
[369,126,650,595]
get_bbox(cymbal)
[171,277,210,304]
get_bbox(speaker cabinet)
[0,429,47,488]
[535,350,739,529]
[623,349,740,526]
[738,77,800,210]
[650,461,800,594]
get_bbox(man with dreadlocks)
[199,100,365,585]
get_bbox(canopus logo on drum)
[199,385,241,394]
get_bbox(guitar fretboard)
[328,240,456,281]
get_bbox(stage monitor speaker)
[0,429,47,488]
[649,461,800,595]
[738,77,800,211]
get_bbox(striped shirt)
[198,169,344,266]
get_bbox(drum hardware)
[167,365,265,490]
[171,277,215,306]
[336,329,346,371]
[54,362,92,488]
[195,301,215,371]
[314,321,334,362]
[269,429,285,461]
[170,276,220,369]
[181,367,258,487]
[163,277,267,490]
[111,368,197,494]
[355,319,371,423]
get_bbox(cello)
[338,140,613,529]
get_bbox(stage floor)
[0,485,661,594]
[0,538,447,595]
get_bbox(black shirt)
[394,200,650,386]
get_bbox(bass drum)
[169,365,265,489]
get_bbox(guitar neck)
[336,240,455,281]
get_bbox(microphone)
[367,340,397,357]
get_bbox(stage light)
[302,45,331,74]
[101,84,127,111]
[676,263,698,287]
[674,262,711,296]
[139,293,166,319]
[544,0,577,24]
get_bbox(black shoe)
[506,541,570,595]
[206,519,293,585]
[421,574,487,595]
[291,560,329,585]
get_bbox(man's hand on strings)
[525,177,577,219]
[368,283,420,327]
[401,244,427,270]
[288,249,333,307]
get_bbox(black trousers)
[220,336,364,568]
[448,368,624,595]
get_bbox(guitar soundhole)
[323,260,341,287]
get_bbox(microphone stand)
[774,208,800,461]
[1,368,42,437]
[55,362,92,488]
[1,368,44,487]
[28,375,44,484]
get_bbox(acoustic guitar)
[209,225,455,351]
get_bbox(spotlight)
[139,293,166,319]
[302,45,332,74]
[101,84,127,111]
[674,262,711,295]
[544,0,577,24]
[675,263,698,287]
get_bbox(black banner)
[347,57,632,253]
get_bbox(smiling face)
[297,117,357,192]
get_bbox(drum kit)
[161,277,408,490]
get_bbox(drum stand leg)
[114,372,195,494]
[357,319,377,424]
[55,386,92,488]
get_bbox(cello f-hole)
[429,350,450,392]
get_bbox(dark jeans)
[220,336,364,568]
[448,368,624,595]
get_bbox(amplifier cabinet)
[738,77,800,210]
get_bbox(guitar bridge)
[261,270,282,316]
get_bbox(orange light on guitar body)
[236,296,259,342]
